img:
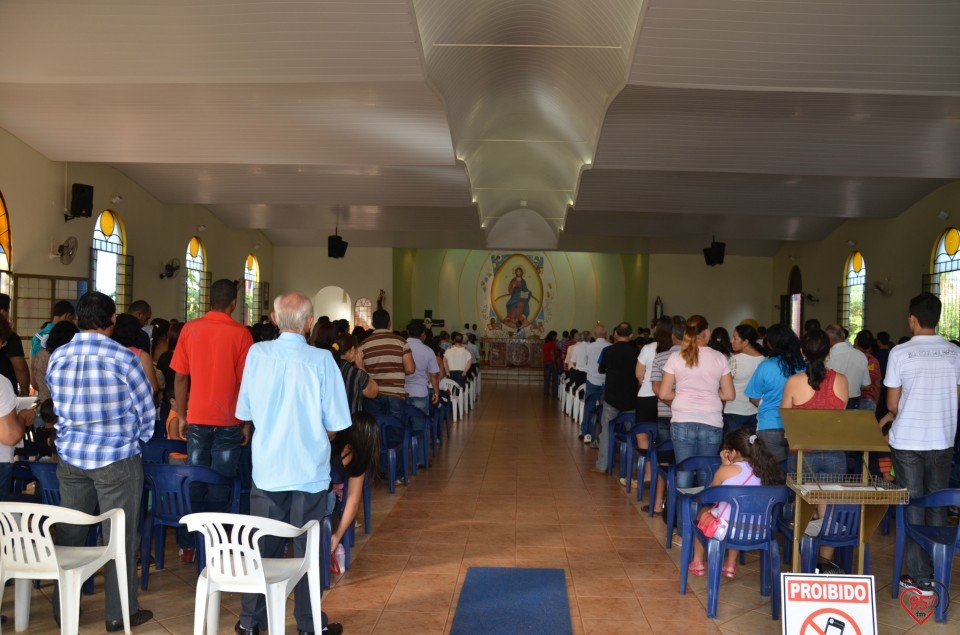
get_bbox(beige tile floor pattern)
[3,379,959,634]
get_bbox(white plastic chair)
[182,512,322,635]
[0,502,129,635]
[440,378,463,421]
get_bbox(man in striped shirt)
[358,309,414,418]
[48,291,156,632]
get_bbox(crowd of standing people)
[546,292,960,585]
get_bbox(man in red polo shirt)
[171,278,253,561]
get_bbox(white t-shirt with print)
[884,335,960,451]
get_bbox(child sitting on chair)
[688,428,785,579]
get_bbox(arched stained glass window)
[243,253,260,326]
[0,190,11,296]
[91,210,132,310]
[184,236,209,321]
[837,251,866,342]
[928,228,960,339]
[354,297,372,330]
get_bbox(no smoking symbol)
[800,608,862,635]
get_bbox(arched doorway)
[313,286,352,325]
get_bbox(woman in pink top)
[659,315,735,488]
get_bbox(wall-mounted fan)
[159,258,181,279]
[54,237,78,265]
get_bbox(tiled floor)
[4,379,959,633]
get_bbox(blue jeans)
[722,412,757,437]
[582,382,604,437]
[787,450,846,477]
[892,448,953,580]
[544,364,558,397]
[183,424,243,548]
[365,394,404,419]
[757,428,788,464]
[406,396,430,467]
[596,404,634,471]
[671,422,723,488]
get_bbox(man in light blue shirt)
[405,321,439,466]
[235,292,350,635]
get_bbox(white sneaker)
[583,434,592,444]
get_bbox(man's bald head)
[595,324,607,340]
[272,292,314,334]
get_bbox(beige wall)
[0,127,273,321]
[772,182,960,338]
[648,254,774,331]
[272,246,394,322]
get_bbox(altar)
[482,338,543,368]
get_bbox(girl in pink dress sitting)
[688,427,785,579]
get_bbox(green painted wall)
[392,248,417,327]
[621,253,649,329]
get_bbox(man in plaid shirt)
[48,291,156,632]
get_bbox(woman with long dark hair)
[723,324,765,436]
[659,315,735,489]
[330,411,381,554]
[743,324,805,462]
[708,327,732,357]
[781,329,849,472]
[156,321,185,437]
[781,329,849,569]
[334,333,378,414]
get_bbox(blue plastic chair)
[659,455,721,548]
[403,404,430,474]
[617,422,651,495]
[636,434,674,510]
[680,485,789,620]
[375,415,409,494]
[8,461,38,502]
[800,504,870,574]
[892,489,960,623]
[604,412,635,476]
[28,461,99,595]
[140,463,241,590]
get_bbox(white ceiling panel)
[564,209,845,242]
[0,1,954,253]
[207,204,478,232]
[595,86,960,178]
[0,0,426,83]
[575,170,948,219]
[117,164,471,207]
[263,227,487,250]
[0,83,455,165]
[630,0,960,93]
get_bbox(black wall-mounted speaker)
[69,183,94,218]
[703,241,726,266]
[327,235,348,259]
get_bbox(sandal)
[722,563,736,579]
[688,560,705,576]
[640,503,664,514]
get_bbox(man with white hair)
[234,292,351,635]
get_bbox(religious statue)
[504,267,531,326]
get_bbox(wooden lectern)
[780,408,908,574]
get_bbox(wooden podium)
[780,408,909,574]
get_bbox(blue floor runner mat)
[449,567,573,635]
